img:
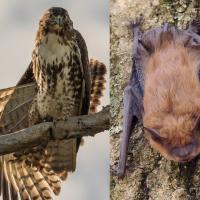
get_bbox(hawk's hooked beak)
[55,16,63,26]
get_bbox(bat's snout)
[171,142,196,162]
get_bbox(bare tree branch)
[0,106,109,156]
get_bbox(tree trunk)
[110,1,200,200]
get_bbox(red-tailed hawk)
[0,7,106,200]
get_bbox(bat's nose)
[171,143,194,160]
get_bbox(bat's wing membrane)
[116,16,146,178]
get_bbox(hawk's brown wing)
[0,86,16,117]
[0,63,39,200]
[0,62,36,134]
[72,29,91,155]
[74,30,107,114]
[74,29,91,115]
[0,83,37,133]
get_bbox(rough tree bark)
[0,106,109,156]
[110,1,200,200]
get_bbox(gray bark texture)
[110,1,200,200]
[0,106,109,156]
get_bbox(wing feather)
[14,160,30,200]
[0,83,37,134]
[74,29,90,115]
[40,168,61,195]
[0,63,40,200]
[0,87,15,117]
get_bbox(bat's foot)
[129,14,144,30]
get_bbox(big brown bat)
[116,17,200,178]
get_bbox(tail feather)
[2,172,10,200]
[20,164,42,200]
[12,166,27,200]
[89,59,107,113]
[13,161,29,199]
[2,155,19,200]
[2,152,63,200]
[40,168,61,195]
[27,164,53,200]
[2,157,11,200]
[27,167,52,200]
[58,171,68,181]
[44,139,76,173]
[6,157,19,198]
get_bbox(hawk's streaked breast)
[32,32,84,119]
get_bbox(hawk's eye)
[48,18,56,24]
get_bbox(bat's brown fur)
[116,18,200,178]
[143,32,200,161]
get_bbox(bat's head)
[39,7,73,33]
[143,35,200,162]
[143,124,200,162]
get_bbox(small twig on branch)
[0,106,110,156]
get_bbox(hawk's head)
[38,7,73,34]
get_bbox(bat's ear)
[143,127,166,143]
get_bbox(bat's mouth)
[174,155,194,163]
